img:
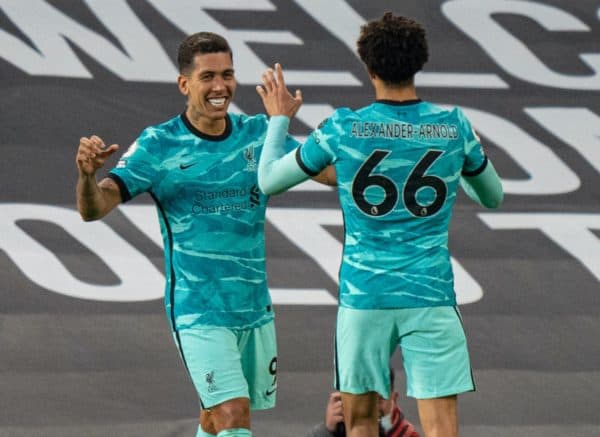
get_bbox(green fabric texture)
[257,115,308,195]
[460,160,503,208]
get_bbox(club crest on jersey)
[206,371,217,393]
[244,146,257,172]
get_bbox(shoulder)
[317,107,356,133]
[229,112,269,131]
[427,101,470,122]
[419,101,461,118]
[147,114,183,134]
[330,107,356,123]
[137,114,183,147]
[419,101,472,129]
[442,105,473,133]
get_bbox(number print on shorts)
[352,149,447,218]
[265,357,277,396]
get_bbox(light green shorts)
[335,306,475,399]
[177,320,277,410]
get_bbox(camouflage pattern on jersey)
[110,112,299,329]
[299,100,486,309]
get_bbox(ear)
[367,68,377,81]
[177,74,188,96]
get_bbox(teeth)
[208,98,226,107]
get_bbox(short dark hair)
[177,32,233,74]
[357,12,429,86]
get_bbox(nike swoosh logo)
[265,387,276,396]
[179,162,197,170]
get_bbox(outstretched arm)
[75,135,122,220]
[257,116,310,195]
[256,63,314,195]
[460,159,503,208]
[257,63,337,192]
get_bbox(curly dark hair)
[177,32,232,74]
[357,12,429,86]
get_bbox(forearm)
[460,159,503,208]
[258,116,310,195]
[76,173,118,221]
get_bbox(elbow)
[257,176,277,196]
[78,206,103,222]
[258,166,287,196]
[79,212,99,222]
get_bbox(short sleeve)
[298,109,349,174]
[457,108,487,176]
[108,128,163,201]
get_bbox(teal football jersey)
[109,112,299,330]
[298,100,487,309]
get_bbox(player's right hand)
[76,135,119,176]
[256,63,302,118]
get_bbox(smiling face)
[177,51,236,135]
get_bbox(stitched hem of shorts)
[408,385,476,400]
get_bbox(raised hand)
[76,135,119,176]
[256,63,302,118]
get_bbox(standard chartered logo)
[192,185,259,215]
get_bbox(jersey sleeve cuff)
[462,155,488,177]
[107,172,132,203]
[294,147,320,177]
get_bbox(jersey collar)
[375,99,422,106]
[180,111,232,141]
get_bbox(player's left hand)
[256,63,302,118]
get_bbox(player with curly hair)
[256,12,503,437]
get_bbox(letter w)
[0,0,176,81]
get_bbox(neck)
[372,78,418,102]
[186,108,227,136]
